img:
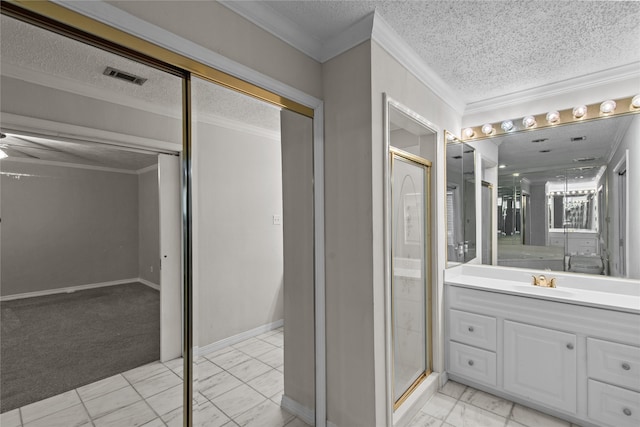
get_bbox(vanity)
[444,264,640,427]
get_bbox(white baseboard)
[198,319,284,356]
[281,395,315,426]
[138,278,160,291]
[0,278,143,301]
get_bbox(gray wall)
[194,121,284,347]
[529,183,547,246]
[324,41,375,427]
[1,160,139,296]
[281,109,316,413]
[138,166,160,285]
[107,0,323,100]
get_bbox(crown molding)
[0,113,181,153]
[195,112,281,142]
[1,156,139,175]
[218,0,323,61]
[465,62,640,116]
[371,13,466,115]
[319,13,375,63]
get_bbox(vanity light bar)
[460,95,640,141]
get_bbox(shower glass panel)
[391,150,430,405]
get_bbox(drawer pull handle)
[623,408,632,416]
[566,343,574,350]
[622,362,631,371]
[468,326,474,332]
[468,360,474,366]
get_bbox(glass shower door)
[391,149,431,407]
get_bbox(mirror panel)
[446,135,477,265]
[468,110,639,278]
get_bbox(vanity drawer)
[449,341,496,386]
[449,309,497,351]
[588,338,640,392]
[588,379,640,427]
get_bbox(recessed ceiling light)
[513,173,520,177]
[499,164,507,169]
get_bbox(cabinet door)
[504,321,577,413]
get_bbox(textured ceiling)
[260,0,640,104]
[1,133,157,171]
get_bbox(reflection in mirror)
[493,113,639,278]
[445,135,476,264]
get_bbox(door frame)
[384,94,440,425]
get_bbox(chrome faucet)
[532,275,557,288]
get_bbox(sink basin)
[511,285,575,298]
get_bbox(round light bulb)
[481,123,494,135]
[462,128,475,138]
[501,120,514,132]
[522,116,536,128]
[600,99,616,114]
[572,105,588,119]
[546,111,560,124]
[631,94,640,109]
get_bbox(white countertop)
[445,264,640,314]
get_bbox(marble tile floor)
[1,327,310,427]
[406,380,583,427]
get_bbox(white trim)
[136,164,158,175]
[1,156,138,175]
[218,0,322,61]
[0,278,142,301]
[319,13,375,63]
[1,63,180,120]
[53,2,326,425]
[281,395,315,426]
[313,102,327,427]
[198,319,284,355]
[464,62,640,116]
[138,278,160,291]
[1,113,180,153]
[371,13,466,115]
[195,112,281,142]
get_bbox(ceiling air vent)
[571,136,587,142]
[531,138,548,143]
[103,67,147,85]
[573,157,596,163]
[452,155,462,159]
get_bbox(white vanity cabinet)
[445,283,640,427]
[503,321,576,413]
